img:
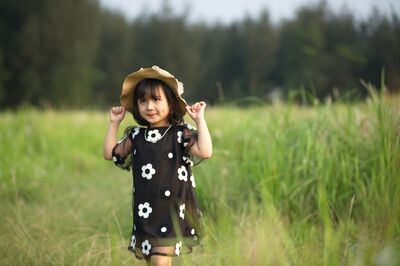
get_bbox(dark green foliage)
[0,0,399,109]
[0,0,101,108]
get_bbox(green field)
[1,91,399,265]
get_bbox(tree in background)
[360,9,400,91]
[0,0,399,109]
[0,0,100,108]
[93,10,132,106]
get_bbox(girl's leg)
[150,246,174,266]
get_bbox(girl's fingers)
[186,102,206,114]
[185,105,194,115]
[111,106,125,115]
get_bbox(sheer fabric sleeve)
[182,123,198,154]
[111,127,135,170]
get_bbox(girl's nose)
[146,101,154,110]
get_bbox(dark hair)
[132,78,184,126]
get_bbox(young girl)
[103,66,212,266]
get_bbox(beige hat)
[120,65,187,116]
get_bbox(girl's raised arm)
[103,106,126,160]
[185,102,213,159]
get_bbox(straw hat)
[120,65,188,116]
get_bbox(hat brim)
[120,67,187,116]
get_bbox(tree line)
[1,0,399,109]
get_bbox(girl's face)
[138,86,171,128]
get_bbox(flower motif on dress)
[132,127,140,139]
[112,153,124,165]
[177,166,188,181]
[190,175,196,188]
[141,163,155,180]
[130,235,136,248]
[179,203,185,220]
[182,156,193,166]
[177,131,183,143]
[142,239,151,255]
[146,129,161,143]
[186,123,197,130]
[138,202,153,219]
[175,241,182,256]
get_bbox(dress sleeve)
[111,127,135,171]
[182,123,198,154]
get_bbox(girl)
[103,66,212,266]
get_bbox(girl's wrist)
[194,117,206,126]
[109,120,121,127]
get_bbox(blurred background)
[0,0,399,109]
[1,2,400,265]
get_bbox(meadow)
[1,88,399,265]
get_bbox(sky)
[98,0,400,24]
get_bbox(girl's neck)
[148,122,172,128]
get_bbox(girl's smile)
[138,86,171,128]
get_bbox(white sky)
[98,0,400,24]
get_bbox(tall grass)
[0,88,399,265]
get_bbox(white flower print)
[138,202,153,219]
[132,127,140,139]
[190,175,196,188]
[186,123,196,130]
[177,166,188,181]
[142,239,152,255]
[175,241,182,256]
[141,163,155,180]
[112,156,118,162]
[161,226,167,233]
[177,131,183,143]
[146,129,162,143]
[179,203,185,220]
[130,235,136,248]
[191,229,198,240]
[168,152,174,159]
[182,156,193,166]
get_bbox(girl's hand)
[186,101,206,122]
[109,106,126,124]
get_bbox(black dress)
[111,123,203,260]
